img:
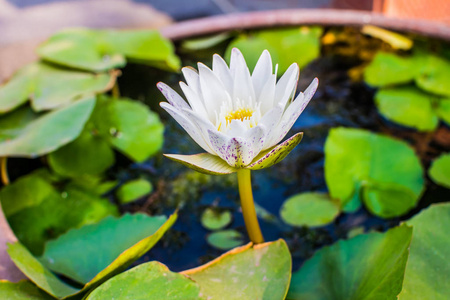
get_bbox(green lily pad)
[1,171,118,255]
[436,98,450,125]
[37,28,180,72]
[206,230,244,250]
[399,203,450,299]
[428,153,450,188]
[201,208,232,230]
[375,86,439,131]
[0,280,54,300]
[287,225,413,300]
[0,63,114,113]
[48,130,115,178]
[324,127,424,218]
[86,262,202,300]
[92,96,164,162]
[8,213,177,299]
[40,213,169,284]
[182,239,291,300]
[116,179,153,204]
[415,54,450,97]
[226,27,322,72]
[364,52,420,87]
[280,192,339,227]
[0,96,95,157]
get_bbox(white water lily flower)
[158,48,318,175]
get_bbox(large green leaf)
[92,96,164,162]
[0,280,54,300]
[40,213,168,284]
[2,171,118,255]
[287,225,413,300]
[428,153,450,188]
[324,127,424,218]
[374,86,439,131]
[436,98,450,125]
[226,27,322,72]
[0,63,114,113]
[399,203,450,299]
[0,96,95,157]
[116,179,153,204]
[8,213,177,299]
[280,192,340,227]
[182,239,291,300]
[364,52,420,87]
[86,262,202,300]
[37,28,180,72]
[415,54,450,97]
[7,243,80,299]
[48,130,115,178]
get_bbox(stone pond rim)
[161,9,450,41]
[1,7,449,281]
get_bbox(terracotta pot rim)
[161,8,450,41]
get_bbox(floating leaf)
[287,225,413,300]
[92,96,164,162]
[415,54,450,97]
[280,192,339,227]
[181,32,232,51]
[399,203,450,299]
[325,127,424,218]
[40,213,170,284]
[361,25,413,50]
[206,230,244,250]
[0,96,95,157]
[0,280,54,300]
[7,243,80,299]
[436,98,450,125]
[182,239,291,300]
[201,208,232,230]
[116,179,153,204]
[37,28,180,72]
[2,171,118,255]
[0,63,114,113]
[428,153,450,188]
[8,213,177,299]
[375,86,439,131]
[226,27,322,72]
[86,262,202,300]
[364,52,420,87]
[48,130,115,177]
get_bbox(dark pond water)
[112,35,450,273]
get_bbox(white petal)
[198,63,232,120]
[229,48,245,75]
[258,74,276,114]
[213,54,233,94]
[252,50,273,100]
[207,129,232,163]
[160,102,214,154]
[270,78,318,146]
[182,67,201,95]
[227,119,248,137]
[232,53,255,107]
[157,82,190,110]
[258,103,284,149]
[179,82,208,117]
[181,107,218,151]
[275,63,299,107]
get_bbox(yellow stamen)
[225,108,254,125]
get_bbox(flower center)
[225,108,254,125]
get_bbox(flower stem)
[0,157,9,186]
[237,169,264,244]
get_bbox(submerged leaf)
[399,203,450,299]
[0,96,95,157]
[182,240,291,300]
[206,230,244,250]
[201,208,232,230]
[116,179,153,204]
[280,192,339,227]
[37,28,180,72]
[428,153,450,188]
[287,225,413,300]
[86,262,202,300]
[325,127,424,218]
